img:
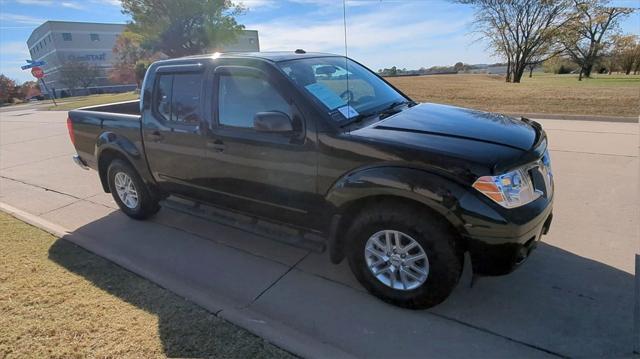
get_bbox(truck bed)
[78,99,141,115]
[68,100,143,171]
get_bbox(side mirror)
[253,111,293,133]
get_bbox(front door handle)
[207,139,226,152]
[148,131,164,142]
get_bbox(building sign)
[67,53,106,61]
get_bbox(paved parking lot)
[1,108,638,357]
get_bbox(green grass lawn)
[48,91,139,111]
[0,212,293,358]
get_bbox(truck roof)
[172,51,342,63]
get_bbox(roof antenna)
[343,0,350,123]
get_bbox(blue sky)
[1,0,638,83]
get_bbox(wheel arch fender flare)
[95,132,156,194]
[324,166,470,263]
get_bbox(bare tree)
[59,61,102,94]
[460,0,572,83]
[527,42,558,77]
[611,34,640,75]
[560,0,634,80]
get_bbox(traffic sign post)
[31,66,44,79]
[21,60,56,106]
[21,60,46,70]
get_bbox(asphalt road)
[1,107,638,358]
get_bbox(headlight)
[472,168,540,208]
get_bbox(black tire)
[346,202,463,309]
[107,159,160,220]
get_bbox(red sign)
[31,66,44,79]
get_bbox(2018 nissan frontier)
[67,51,554,309]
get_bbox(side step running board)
[160,196,326,253]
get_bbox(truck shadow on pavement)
[47,211,636,358]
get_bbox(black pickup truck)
[67,51,553,309]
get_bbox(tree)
[598,52,618,74]
[611,34,640,75]
[59,61,102,93]
[560,0,634,80]
[0,75,18,104]
[121,0,246,58]
[134,61,150,88]
[526,42,555,77]
[108,62,137,85]
[453,62,465,72]
[108,29,160,87]
[542,56,579,73]
[113,30,150,65]
[461,0,572,83]
[20,81,41,99]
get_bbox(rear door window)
[153,73,203,125]
[154,75,173,122]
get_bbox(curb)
[0,202,354,359]
[505,112,639,123]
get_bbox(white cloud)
[1,42,30,58]
[15,0,86,10]
[91,0,121,6]
[61,1,84,9]
[240,0,277,7]
[239,0,386,12]
[15,0,53,4]
[0,42,34,83]
[250,3,468,52]
[245,1,494,69]
[0,12,44,25]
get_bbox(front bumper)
[459,188,554,276]
[466,210,552,275]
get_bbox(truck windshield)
[278,57,407,124]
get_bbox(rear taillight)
[66,116,75,145]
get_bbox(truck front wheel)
[107,159,160,220]
[346,203,463,309]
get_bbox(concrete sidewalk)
[1,108,638,357]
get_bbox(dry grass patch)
[0,212,293,359]
[388,73,640,117]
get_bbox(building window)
[62,33,72,41]
[90,33,100,42]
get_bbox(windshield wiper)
[377,100,415,119]
[340,100,416,128]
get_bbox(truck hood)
[373,103,537,151]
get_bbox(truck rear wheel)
[346,202,462,309]
[107,159,160,220]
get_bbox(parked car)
[67,51,554,309]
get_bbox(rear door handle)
[207,139,226,152]
[148,131,164,142]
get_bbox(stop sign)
[31,66,44,79]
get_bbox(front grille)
[528,156,553,199]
